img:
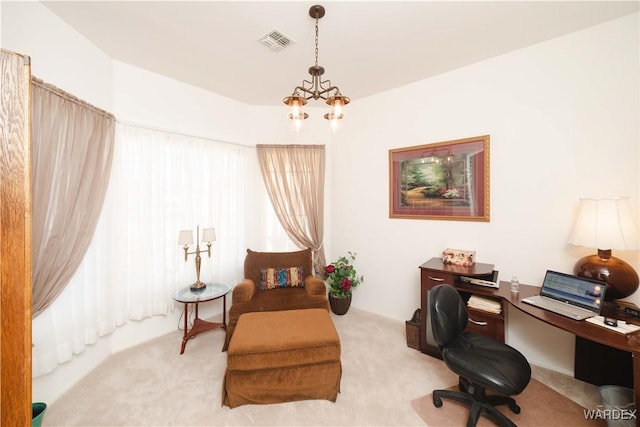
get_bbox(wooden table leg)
[180,303,189,354]
[179,300,226,354]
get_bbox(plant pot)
[32,402,46,427]
[329,293,352,315]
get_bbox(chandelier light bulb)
[330,117,339,133]
[287,111,309,120]
[292,101,301,116]
[323,112,342,132]
[326,95,349,120]
[332,99,343,117]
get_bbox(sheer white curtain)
[32,123,250,377]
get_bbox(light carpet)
[411,378,606,427]
[41,308,602,426]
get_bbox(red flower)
[325,265,336,274]
[341,278,352,291]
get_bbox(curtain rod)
[116,120,255,149]
[256,144,325,149]
[30,76,252,148]
[31,76,115,120]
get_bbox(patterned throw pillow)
[259,266,304,290]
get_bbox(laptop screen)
[541,270,607,312]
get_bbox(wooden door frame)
[0,49,33,426]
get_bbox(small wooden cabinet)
[419,257,504,358]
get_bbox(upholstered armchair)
[223,248,329,351]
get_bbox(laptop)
[521,270,607,320]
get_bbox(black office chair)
[429,284,531,427]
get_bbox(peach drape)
[31,77,115,318]
[256,144,326,275]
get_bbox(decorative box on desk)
[418,257,503,358]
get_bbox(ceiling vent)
[259,29,294,52]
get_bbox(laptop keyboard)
[523,296,593,320]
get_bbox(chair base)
[432,378,520,427]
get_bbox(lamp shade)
[569,197,639,301]
[202,227,216,243]
[569,197,639,251]
[178,230,194,246]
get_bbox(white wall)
[1,1,113,110]
[3,0,638,403]
[329,13,639,374]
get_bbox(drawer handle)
[469,319,488,326]
[428,276,444,282]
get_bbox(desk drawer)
[421,270,456,287]
[466,307,505,342]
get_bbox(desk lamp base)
[190,281,207,292]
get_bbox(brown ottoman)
[223,308,341,408]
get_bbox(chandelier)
[283,5,350,132]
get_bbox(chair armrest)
[304,275,326,296]
[232,279,256,304]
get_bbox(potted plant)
[324,251,363,315]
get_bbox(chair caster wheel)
[433,395,443,408]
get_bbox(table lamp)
[568,197,639,302]
[178,226,216,291]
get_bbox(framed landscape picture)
[389,135,490,221]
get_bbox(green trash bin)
[32,402,46,427]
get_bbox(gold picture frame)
[389,135,490,221]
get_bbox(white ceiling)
[42,1,639,106]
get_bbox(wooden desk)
[498,282,640,418]
[418,257,639,424]
[419,258,499,357]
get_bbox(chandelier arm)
[311,74,338,99]
[301,78,315,89]
[294,85,316,99]
[292,84,340,101]
[320,78,332,88]
[315,85,339,100]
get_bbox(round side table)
[173,283,230,354]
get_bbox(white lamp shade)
[202,227,216,243]
[569,197,639,251]
[178,230,194,246]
